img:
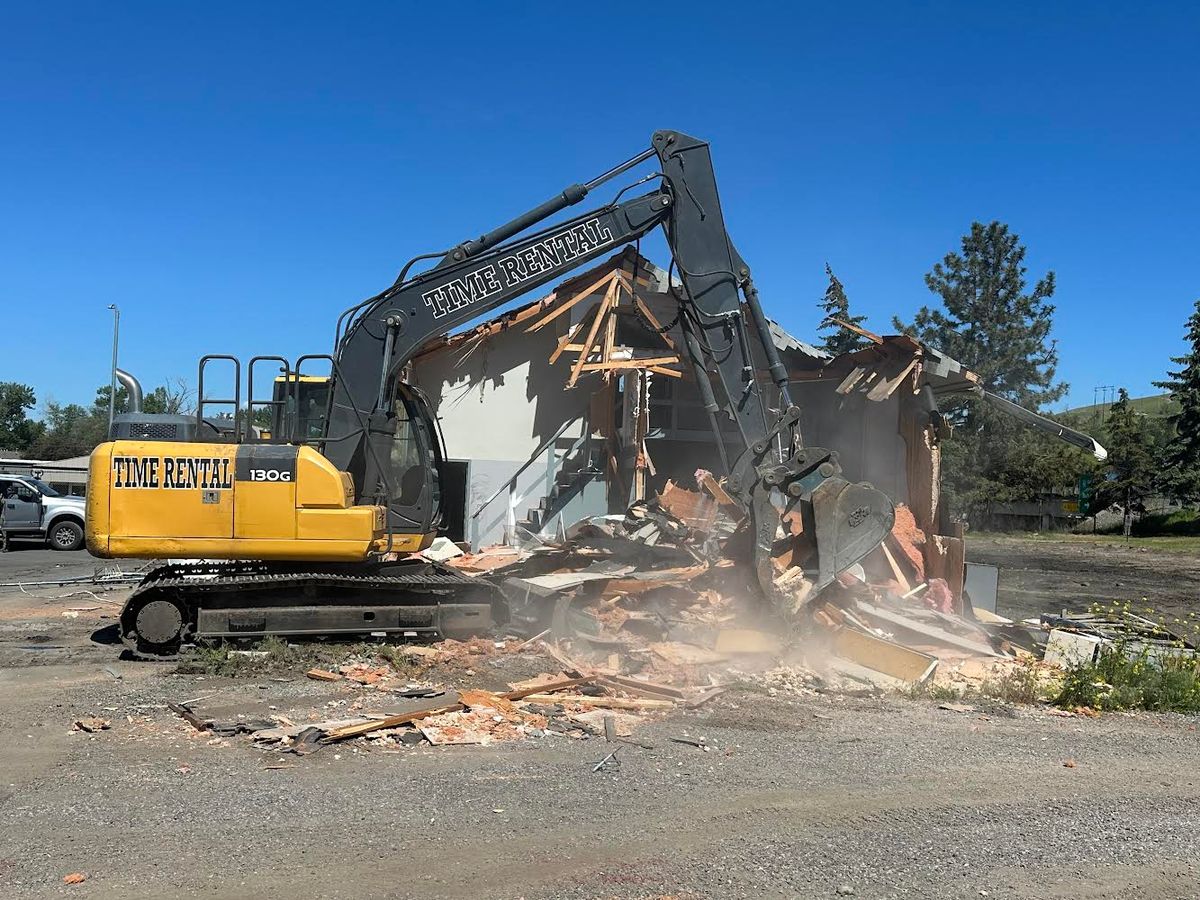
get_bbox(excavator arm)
[328,129,896,614]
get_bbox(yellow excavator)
[87,130,898,657]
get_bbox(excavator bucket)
[745,446,896,617]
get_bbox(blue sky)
[2,2,1197,414]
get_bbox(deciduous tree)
[0,382,44,454]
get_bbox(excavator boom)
[326,129,895,610]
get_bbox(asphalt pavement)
[0,543,105,583]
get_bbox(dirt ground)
[2,539,1199,900]
[967,534,1200,623]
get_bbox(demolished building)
[411,247,1091,615]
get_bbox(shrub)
[1053,606,1200,712]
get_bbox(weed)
[978,657,1051,705]
[1052,603,1200,713]
[905,681,964,702]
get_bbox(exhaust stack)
[114,368,143,414]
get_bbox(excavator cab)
[270,374,332,442]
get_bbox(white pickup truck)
[0,474,86,551]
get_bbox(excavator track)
[119,560,500,660]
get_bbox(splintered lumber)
[525,268,619,333]
[577,356,681,372]
[167,702,211,732]
[549,336,585,365]
[865,355,919,402]
[599,673,688,700]
[695,469,737,508]
[568,277,617,387]
[518,694,676,711]
[877,541,913,593]
[855,602,1000,658]
[827,315,884,345]
[305,668,342,682]
[321,676,593,742]
[658,480,719,531]
[836,366,869,395]
[540,641,590,676]
[831,627,938,684]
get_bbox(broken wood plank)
[599,673,688,700]
[865,356,919,402]
[645,364,682,378]
[835,365,869,394]
[602,275,618,372]
[321,676,594,742]
[517,628,551,650]
[540,641,591,676]
[578,355,680,372]
[305,668,342,682]
[855,602,1000,658]
[658,479,718,531]
[830,626,939,684]
[826,315,884,345]
[548,332,583,365]
[695,469,737,508]
[524,268,618,332]
[568,278,616,387]
[167,702,210,732]
[518,693,675,710]
[878,540,913,593]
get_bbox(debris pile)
[1039,608,1197,666]
[481,472,1015,694]
[166,666,693,754]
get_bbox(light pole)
[107,304,120,436]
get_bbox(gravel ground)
[2,541,1199,899]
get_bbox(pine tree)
[1153,299,1200,502]
[895,221,1064,405]
[893,221,1069,521]
[817,264,870,356]
[1094,389,1159,536]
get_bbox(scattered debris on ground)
[119,475,1200,757]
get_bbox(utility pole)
[107,304,120,436]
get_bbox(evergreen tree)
[894,222,1069,521]
[1153,298,1200,502]
[895,221,1064,405]
[817,264,870,356]
[1093,389,1159,536]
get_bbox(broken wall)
[411,313,606,547]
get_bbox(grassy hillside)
[1064,392,1179,420]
